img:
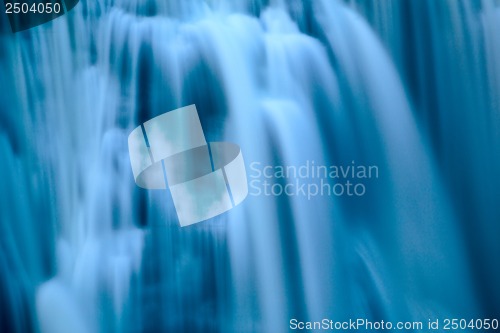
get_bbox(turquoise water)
[1,1,499,332]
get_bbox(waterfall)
[1,0,499,332]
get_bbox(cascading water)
[1,0,499,332]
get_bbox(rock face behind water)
[1,0,500,332]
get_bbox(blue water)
[1,1,499,332]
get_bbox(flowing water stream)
[1,1,499,332]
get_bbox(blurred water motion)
[1,0,499,332]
